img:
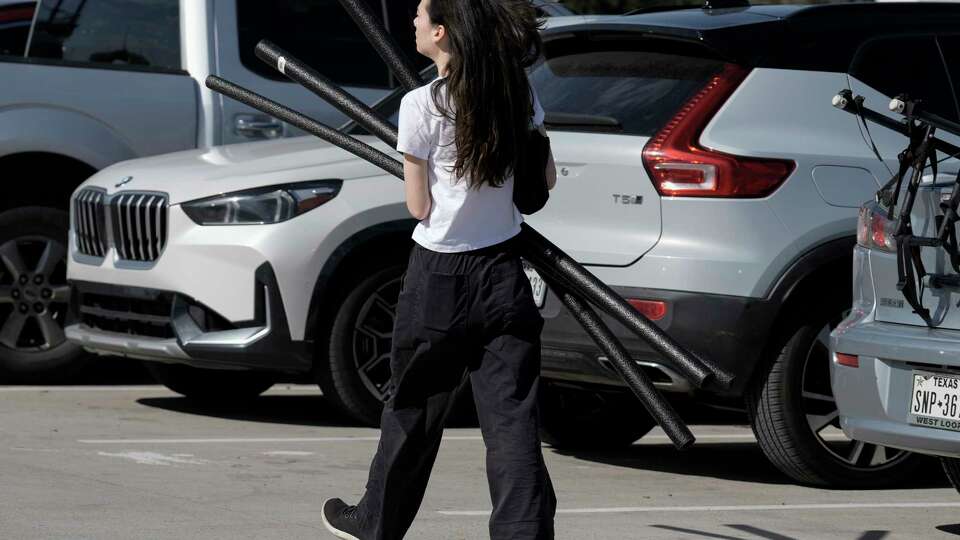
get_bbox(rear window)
[0,2,34,57]
[27,0,180,71]
[850,35,960,123]
[529,39,725,136]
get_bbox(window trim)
[0,54,189,76]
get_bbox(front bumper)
[831,319,960,459]
[65,262,312,372]
[538,285,778,397]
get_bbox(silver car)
[830,76,960,493]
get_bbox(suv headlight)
[181,180,342,225]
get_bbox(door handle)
[234,114,284,139]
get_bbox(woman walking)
[322,0,558,538]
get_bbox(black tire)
[321,265,406,426]
[0,207,88,382]
[539,382,656,450]
[144,362,274,402]
[748,313,925,487]
[942,458,960,495]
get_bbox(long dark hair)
[427,0,543,190]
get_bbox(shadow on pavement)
[74,361,946,490]
[938,524,960,536]
[137,394,361,427]
[0,356,155,386]
[136,387,480,429]
[652,524,892,540]
[547,441,947,489]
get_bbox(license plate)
[522,259,547,309]
[909,370,960,432]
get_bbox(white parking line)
[438,502,960,516]
[0,384,320,392]
[77,433,848,445]
[642,433,851,442]
[78,436,484,444]
[0,385,173,392]
[97,451,211,466]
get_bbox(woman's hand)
[538,125,557,191]
[403,153,432,220]
[545,150,557,191]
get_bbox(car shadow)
[0,356,155,385]
[137,394,367,428]
[136,388,481,429]
[546,441,947,489]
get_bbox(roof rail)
[623,2,699,16]
[703,0,751,9]
[623,0,749,16]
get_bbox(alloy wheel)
[801,322,911,470]
[350,275,402,402]
[0,237,71,353]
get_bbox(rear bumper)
[831,319,960,458]
[539,285,778,397]
[65,262,312,372]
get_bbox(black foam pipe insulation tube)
[539,273,695,449]
[254,40,398,149]
[514,226,734,391]
[337,0,424,93]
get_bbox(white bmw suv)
[63,13,591,419]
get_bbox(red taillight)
[627,299,667,321]
[871,213,887,248]
[0,7,34,23]
[857,201,897,252]
[836,353,859,368]
[642,64,795,198]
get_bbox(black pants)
[355,238,557,540]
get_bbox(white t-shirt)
[396,77,545,253]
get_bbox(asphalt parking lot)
[3,365,960,540]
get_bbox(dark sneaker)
[322,497,363,540]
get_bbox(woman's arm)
[403,154,432,220]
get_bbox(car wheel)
[322,264,483,427]
[748,313,925,487]
[144,362,275,401]
[538,382,656,450]
[942,458,960,495]
[322,265,405,426]
[0,207,87,381]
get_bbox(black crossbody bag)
[512,126,551,215]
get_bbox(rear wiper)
[544,112,622,133]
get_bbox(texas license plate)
[909,370,960,432]
[522,259,547,309]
